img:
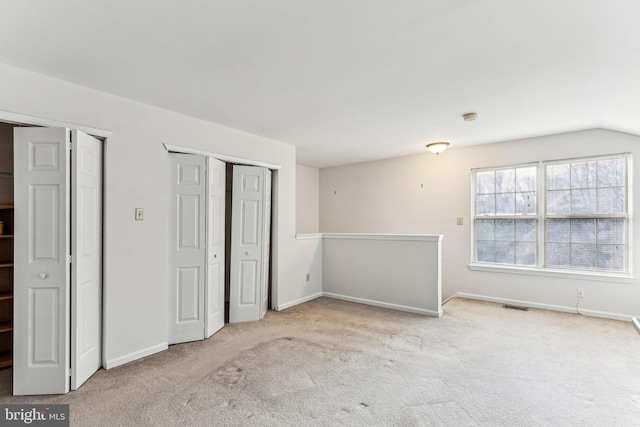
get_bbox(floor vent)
[503,304,528,311]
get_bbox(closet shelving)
[0,202,14,368]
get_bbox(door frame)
[163,143,280,315]
[0,110,111,369]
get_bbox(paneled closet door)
[13,127,71,395]
[205,157,225,338]
[70,130,103,390]
[229,165,271,323]
[13,127,103,396]
[169,154,206,344]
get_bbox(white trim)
[104,342,168,370]
[323,292,442,317]
[468,262,636,283]
[456,292,635,321]
[0,109,113,138]
[295,233,323,240]
[163,143,281,170]
[322,233,443,242]
[275,292,323,311]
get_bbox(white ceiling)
[1,1,639,167]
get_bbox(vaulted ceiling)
[1,1,639,167]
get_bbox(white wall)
[293,165,322,304]
[0,63,320,368]
[320,129,640,320]
[322,234,442,317]
[296,164,319,234]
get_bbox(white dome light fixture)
[463,112,478,122]
[426,142,450,155]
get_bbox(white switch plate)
[135,208,144,221]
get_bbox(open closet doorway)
[0,117,108,396]
[168,151,275,346]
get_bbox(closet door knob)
[213,254,217,258]
[245,251,251,255]
[39,272,48,279]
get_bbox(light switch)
[457,217,463,226]
[135,208,144,221]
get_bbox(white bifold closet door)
[169,154,225,345]
[13,127,102,395]
[229,165,271,323]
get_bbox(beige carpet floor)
[1,297,640,426]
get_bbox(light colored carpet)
[1,297,640,426]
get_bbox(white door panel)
[14,127,71,395]
[169,154,205,344]
[261,169,272,319]
[205,157,225,338]
[71,130,102,390]
[229,166,271,323]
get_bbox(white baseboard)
[104,342,168,370]
[456,293,634,322]
[323,292,442,317]
[276,292,323,311]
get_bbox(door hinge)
[67,255,72,264]
[68,141,73,151]
[68,368,72,377]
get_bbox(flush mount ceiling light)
[463,112,478,122]
[426,142,450,155]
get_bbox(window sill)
[467,263,635,284]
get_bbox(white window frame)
[469,153,633,282]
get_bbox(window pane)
[496,193,515,215]
[516,167,536,192]
[495,220,514,241]
[516,192,536,214]
[597,219,625,245]
[495,241,514,264]
[570,161,596,189]
[571,188,596,214]
[547,219,570,243]
[547,242,570,266]
[597,187,625,214]
[515,219,536,242]
[496,169,515,193]
[547,164,570,190]
[515,242,536,265]
[597,158,624,187]
[571,243,596,268]
[476,171,495,194]
[597,245,624,271]
[476,194,495,215]
[477,240,494,262]
[547,190,570,214]
[572,219,596,244]
[476,220,494,240]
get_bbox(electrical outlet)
[135,208,144,221]
[306,273,310,282]
[577,288,585,298]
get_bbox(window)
[472,154,630,275]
